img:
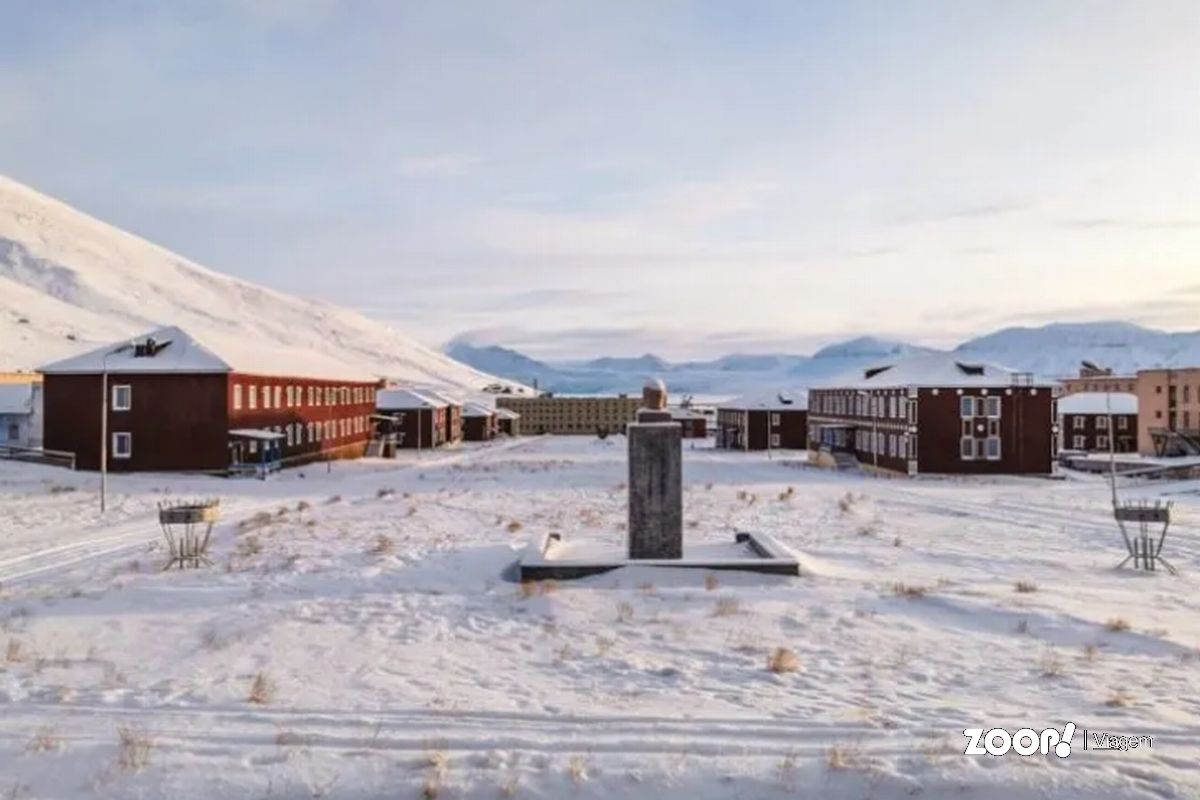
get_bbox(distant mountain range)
[446,323,1200,396]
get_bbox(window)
[248,386,257,410]
[984,437,1001,460]
[1073,416,1085,430]
[1096,415,1109,430]
[897,397,907,420]
[286,386,294,407]
[1097,435,1109,450]
[306,422,314,442]
[1073,435,1086,448]
[286,426,294,446]
[888,434,897,457]
[960,436,975,460]
[274,386,282,408]
[987,419,999,437]
[112,432,132,459]
[985,396,1000,417]
[1117,416,1128,430]
[960,396,975,418]
[770,434,780,447]
[262,386,271,409]
[111,384,132,411]
[771,413,780,426]
[233,384,243,410]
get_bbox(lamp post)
[100,342,134,513]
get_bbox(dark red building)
[671,408,708,439]
[39,327,380,473]
[716,392,808,450]
[462,403,497,441]
[375,388,457,450]
[1059,392,1137,453]
[807,355,1058,476]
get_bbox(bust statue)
[642,378,667,410]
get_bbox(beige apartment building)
[495,395,641,435]
[1136,368,1200,456]
[1060,362,1136,395]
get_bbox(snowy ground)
[1,436,1198,799]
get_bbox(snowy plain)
[0,436,1198,799]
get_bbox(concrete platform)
[516,530,802,581]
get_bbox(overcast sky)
[3,1,1199,360]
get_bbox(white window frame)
[248,386,258,410]
[960,396,975,418]
[1097,435,1109,450]
[1117,416,1128,430]
[960,436,975,460]
[770,433,781,447]
[112,431,132,459]
[233,384,243,411]
[262,386,271,409]
[1072,434,1086,449]
[274,386,282,408]
[984,437,1001,460]
[111,384,132,412]
[771,413,781,426]
[1073,416,1085,430]
[1096,415,1109,430]
[985,396,1001,418]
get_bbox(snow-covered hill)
[0,175,506,391]
[954,322,1200,376]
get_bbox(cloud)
[396,155,484,178]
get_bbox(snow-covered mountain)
[0,175,506,391]
[446,323,1200,395]
[954,322,1200,376]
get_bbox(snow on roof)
[669,407,705,419]
[38,325,377,382]
[0,383,35,414]
[718,390,808,411]
[820,353,1053,389]
[419,388,462,407]
[461,402,494,418]
[228,428,285,440]
[493,407,520,419]
[376,387,444,409]
[1058,392,1138,415]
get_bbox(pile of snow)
[0,175,506,390]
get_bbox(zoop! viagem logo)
[963,724,1075,757]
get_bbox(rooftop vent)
[864,365,893,380]
[134,337,172,358]
[777,393,793,406]
[954,361,986,376]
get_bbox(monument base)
[515,531,802,581]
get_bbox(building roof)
[0,383,35,415]
[669,407,706,420]
[419,388,462,407]
[493,407,520,420]
[38,325,377,382]
[1058,392,1137,415]
[377,387,445,409]
[820,354,1052,390]
[718,390,808,412]
[461,402,495,418]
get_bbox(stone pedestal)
[627,422,683,559]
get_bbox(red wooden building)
[807,355,1058,476]
[375,388,459,450]
[671,408,708,439]
[716,391,808,450]
[39,326,380,473]
[1059,392,1137,453]
[461,403,498,441]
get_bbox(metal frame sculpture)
[1113,500,1176,574]
[158,499,220,570]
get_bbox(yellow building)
[495,395,641,435]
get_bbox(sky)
[2,0,1200,361]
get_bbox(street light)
[100,341,135,513]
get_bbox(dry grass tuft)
[368,534,394,555]
[236,535,263,558]
[766,647,800,674]
[248,670,274,704]
[703,573,719,592]
[892,536,903,547]
[1015,619,1029,635]
[376,487,395,499]
[1039,647,1065,679]
[296,500,311,512]
[506,520,523,534]
[116,726,153,772]
[567,754,589,785]
[889,582,927,599]
[825,742,866,770]
[5,638,25,663]
[1082,642,1099,661]
[1014,580,1038,593]
[594,636,616,657]
[48,484,77,495]
[615,601,635,623]
[712,596,741,617]
[1105,617,1131,633]
[1104,689,1134,708]
[837,492,856,513]
[326,494,342,504]
[25,726,62,753]
[778,486,795,502]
